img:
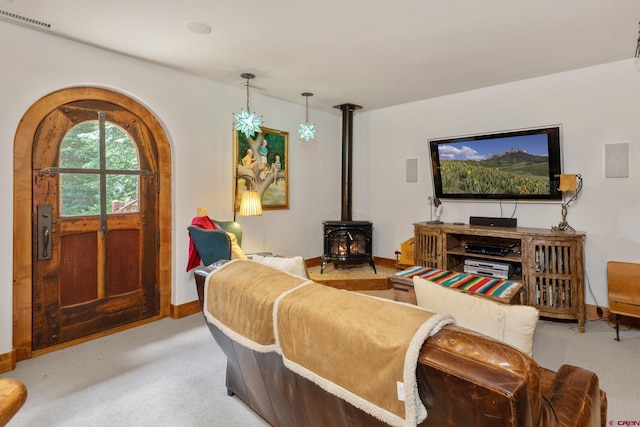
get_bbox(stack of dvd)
[464,259,512,280]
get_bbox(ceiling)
[2,1,640,114]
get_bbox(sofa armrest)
[193,267,213,309]
[544,364,605,427]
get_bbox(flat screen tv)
[429,125,563,201]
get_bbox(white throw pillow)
[501,303,539,357]
[226,232,247,259]
[251,254,309,278]
[413,276,538,356]
[413,276,505,341]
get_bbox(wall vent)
[0,9,52,30]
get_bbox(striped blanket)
[394,266,520,299]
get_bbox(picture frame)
[234,127,289,211]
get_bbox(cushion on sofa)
[251,254,309,278]
[501,302,539,356]
[226,232,247,259]
[413,276,539,356]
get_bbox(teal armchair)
[187,226,232,266]
[187,220,271,268]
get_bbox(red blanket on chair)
[186,216,218,271]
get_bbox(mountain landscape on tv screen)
[441,148,550,195]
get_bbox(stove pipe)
[334,103,362,222]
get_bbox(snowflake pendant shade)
[234,73,263,138]
[298,122,318,141]
[298,92,318,141]
[234,108,262,139]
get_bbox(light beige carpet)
[2,309,638,426]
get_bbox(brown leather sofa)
[194,267,606,427]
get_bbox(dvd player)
[463,266,510,280]
[464,259,511,271]
[464,243,510,257]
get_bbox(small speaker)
[469,216,517,228]
[604,142,629,178]
[405,158,418,183]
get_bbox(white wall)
[0,21,341,355]
[356,59,640,311]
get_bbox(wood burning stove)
[320,103,376,274]
[321,221,376,273]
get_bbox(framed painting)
[234,127,289,211]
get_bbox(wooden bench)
[392,266,526,306]
[607,261,640,341]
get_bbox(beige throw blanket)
[204,259,453,427]
[275,282,452,426]
[203,259,311,352]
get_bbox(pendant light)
[234,73,263,139]
[298,92,318,141]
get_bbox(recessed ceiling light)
[185,21,213,34]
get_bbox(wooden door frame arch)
[13,87,172,362]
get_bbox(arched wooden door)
[13,87,172,360]
[31,101,159,350]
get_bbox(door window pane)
[60,174,100,216]
[60,122,100,169]
[59,121,140,216]
[105,124,139,170]
[107,175,139,213]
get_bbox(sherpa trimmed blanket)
[204,259,453,427]
[203,259,310,352]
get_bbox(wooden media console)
[413,222,586,332]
